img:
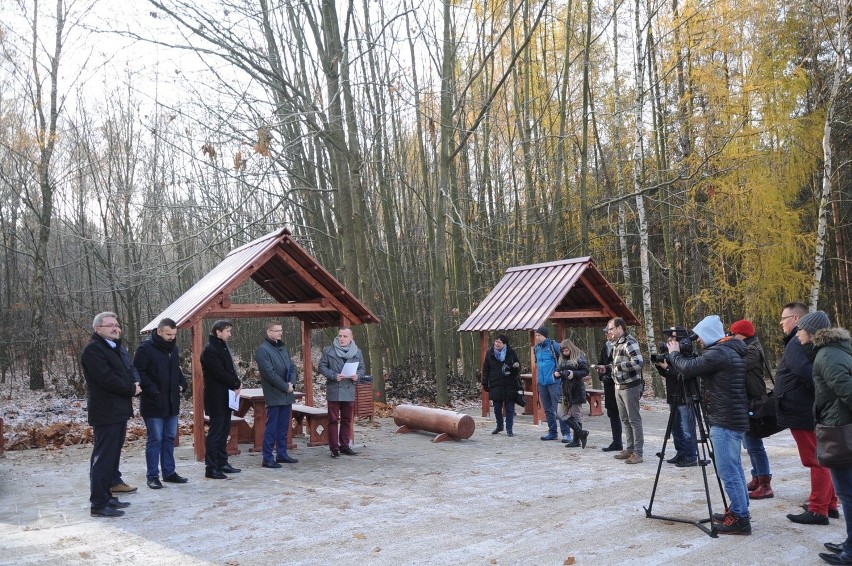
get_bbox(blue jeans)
[742,432,771,477]
[263,404,292,462]
[829,466,852,556]
[671,404,697,460]
[538,382,569,437]
[709,426,749,518]
[493,399,515,432]
[144,415,178,480]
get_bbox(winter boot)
[747,475,760,492]
[716,513,752,535]
[749,475,774,500]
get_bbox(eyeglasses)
[606,327,616,332]
[779,315,795,322]
[98,324,121,329]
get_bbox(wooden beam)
[549,309,610,319]
[578,274,617,319]
[206,301,336,318]
[274,251,363,324]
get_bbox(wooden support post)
[192,321,205,462]
[301,321,314,407]
[529,330,539,425]
[479,331,490,417]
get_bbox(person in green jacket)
[796,310,852,565]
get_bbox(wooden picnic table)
[236,388,304,452]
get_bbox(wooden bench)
[586,388,604,417]
[291,405,330,447]
[204,415,245,456]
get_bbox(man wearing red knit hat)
[730,319,775,499]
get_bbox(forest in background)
[0,0,849,404]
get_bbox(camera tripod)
[643,374,727,537]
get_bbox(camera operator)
[653,332,698,467]
[668,315,751,535]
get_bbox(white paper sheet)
[228,389,240,411]
[342,361,360,377]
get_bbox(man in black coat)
[595,328,622,452]
[775,302,839,525]
[134,318,189,489]
[81,311,141,517]
[201,319,242,479]
[669,315,751,535]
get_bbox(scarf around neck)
[333,337,361,360]
[494,346,507,362]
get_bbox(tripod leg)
[644,398,679,516]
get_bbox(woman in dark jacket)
[481,334,520,436]
[557,338,590,448]
[796,311,852,565]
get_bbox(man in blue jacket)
[255,321,298,467]
[134,318,189,489]
[81,311,141,517]
[534,326,569,442]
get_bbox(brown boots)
[748,475,774,499]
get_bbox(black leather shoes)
[205,469,228,479]
[340,447,358,456]
[803,504,841,519]
[147,477,163,489]
[491,427,503,435]
[331,450,340,458]
[220,464,241,474]
[601,444,623,452]
[826,543,846,554]
[162,473,188,484]
[787,510,829,525]
[276,455,298,464]
[108,498,130,509]
[262,460,282,469]
[91,506,125,517]
[819,552,852,565]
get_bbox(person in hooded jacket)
[669,315,751,535]
[134,318,189,489]
[797,311,852,565]
[775,302,839,525]
[481,334,521,436]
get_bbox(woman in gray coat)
[319,327,365,458]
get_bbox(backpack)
[744,343,773,407]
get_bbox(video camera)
[650,326,698,363]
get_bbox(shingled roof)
[458,257,638,332]
[142,228,379,332]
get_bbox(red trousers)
[790,428,839,515]
[327,400,354,452]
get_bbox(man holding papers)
[201,320,242,479]
[319,327,366,458]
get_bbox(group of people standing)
[480,307,852,562]
[81,312,365,518]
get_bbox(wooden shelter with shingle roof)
[143,228,379,460]
[458,257,638,422]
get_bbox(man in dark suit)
[81,311,141,517]
[201,319,242,479]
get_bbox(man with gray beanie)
[669,314,751,534]
[775,302,839,525]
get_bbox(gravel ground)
[0,402,845,565]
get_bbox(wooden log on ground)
[392,404,475,442]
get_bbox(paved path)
[0,403,843,565]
